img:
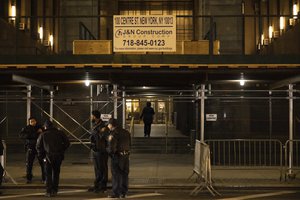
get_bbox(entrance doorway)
[125,98,188,138]
[126,99,171,125]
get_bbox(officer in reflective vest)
[107,118,131,199]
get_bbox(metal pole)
[50,90,54,122]
[90,85,93,129]
[168,97,172,126]
[26,85,31,122]
[200,84,205,142]
[288,84,294,175]
[165,113,168,153]
[269,91,272,139]
[195,86,199,141]
[113,84,118,119]
[122,90,126,129]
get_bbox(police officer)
[107,118,131,198]
[88,110,109,193]
[36,119,70,197]
[19,117,45,183]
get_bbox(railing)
[129,117,135,137]
[79,21,96,40]
[205,139,283,179]
[284,140,300,180]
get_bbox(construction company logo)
[115,29,124,38]
[113,15,176,52]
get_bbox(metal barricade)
[1,140,6,176]
[190,140,220,196]
[284,140,300,180]
[205,139,283,180]
[1,140,18,184]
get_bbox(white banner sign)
[113,15,176,52]
[206,114,217,121]
[101,114,112,122]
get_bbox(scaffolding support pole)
[26,85,31,122]
[195,86,199,141]
[90,85,93,129]
[50,90,54,122]
[288,84,294,175]
[113,84,118,119]
[122,90,126,129]
[200,84,205,142]
[168,97,172,125]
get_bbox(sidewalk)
[3,152,300,189]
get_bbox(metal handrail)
[0,117,7,125]
[79,21,96,40]
[129,117,135,137]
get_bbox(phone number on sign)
[122,39,166,47]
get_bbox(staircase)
[131,137,192,154]
[0,19,49,55]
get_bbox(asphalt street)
[0,188,299,200]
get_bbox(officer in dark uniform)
[19,117,45,183]
[107,118,131,198]
[140,102,155,137]
[88,110,109,193]
[36,119,70,197]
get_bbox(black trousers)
[45,154,63,193]
[92,151,108,189]
[111,154,129,196]
[26,148,45,181]
[144,123,152,137]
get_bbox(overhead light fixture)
[142,86,146,89]
[85,80,90,87]
[239,73,245,86]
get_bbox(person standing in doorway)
[140,102,155,137]
[19,117,45,184]
[36,119,70,197]
[88,110,109,193]
[107,118,131,198]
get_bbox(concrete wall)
[202,0,243,54]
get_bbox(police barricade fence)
[284,139,300,180]
[205,139,283,180]
[191,140,220,196]
[1,140,6,176]
[0,140,17,184]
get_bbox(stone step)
[130,137,192,153]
